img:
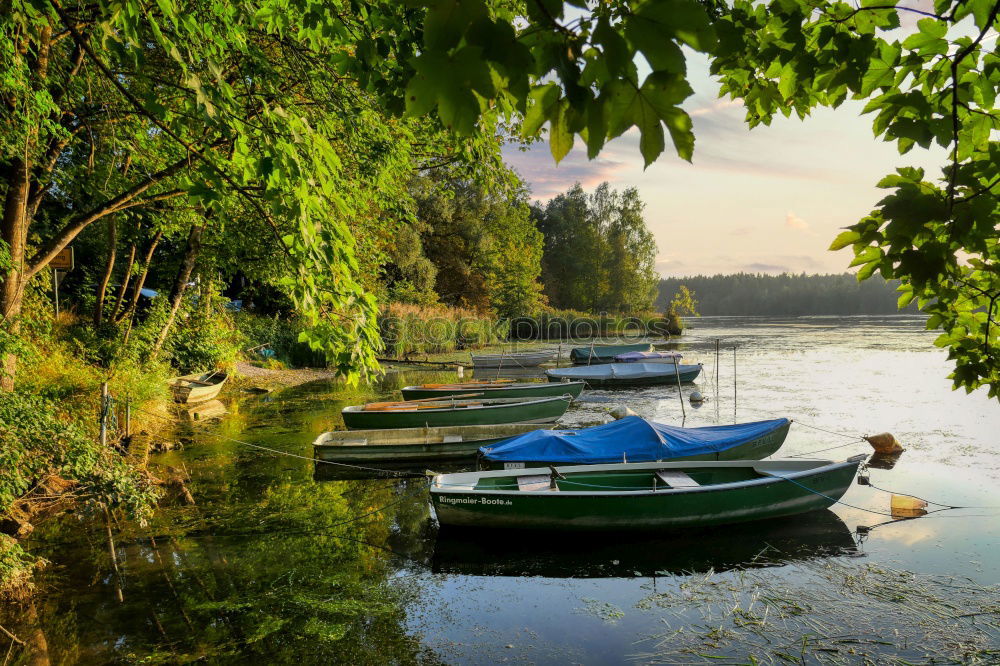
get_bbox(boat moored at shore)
[431,456,867,530]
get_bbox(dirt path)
[234,361,339,389]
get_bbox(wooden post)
[715,339,720,396]
[124,396,131,438]
[673,356,686,420]
[99,382,109,446]
[733,346,737,423]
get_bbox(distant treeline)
[657,273,917,316]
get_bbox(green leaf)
[423,0,486,51]
[829,230,861,251]
[778,62,797,100]
[593,16,631,75]
[662,108,694,162]
[584,97,606,159]
[632,0,717,53]
[857,260,881,280]
[523,83,561,137]
[549,103,574,163]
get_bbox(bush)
[0,392,160,520]
[235,312,326,368]
[0,391,161,596]
[161,285,247,372]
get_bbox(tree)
[708,0,1000,396]
[533,184,606,310]
[534,182,658,313]
[0,0,504,389]
[664,284,698,335]
[591,184,659,312]
[407,173,546,316]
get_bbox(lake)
[8,316,1000,664]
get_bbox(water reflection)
[431,510,858,578]
[868,450,903,469]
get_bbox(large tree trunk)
[150,224,204,358]
[1,26,50,391]
[1,160,31,392]
[93,217,117,327]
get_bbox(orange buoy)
[890,494,928,518]
[865,432,904,454]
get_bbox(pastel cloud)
[786,211,810,231]
[502,143,627,200]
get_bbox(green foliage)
[668,286,699,317]
[0,392,159,525]
[663,285,699,334]
[1,0,515,387]
[534,182,659,313]
[711,0,1000,396]
[159,284,246,373]
[405,173,546,317]
[402,0,718,166]
[0,534,37,600]
[235,313,327,368]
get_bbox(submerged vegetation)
[634,560,1000,664]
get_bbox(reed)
[509,309,670,341]
[378,303,504,357]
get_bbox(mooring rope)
[132,405,421,478]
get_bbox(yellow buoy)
[890,494,928,518]
[865,432,904,454]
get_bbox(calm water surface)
[8,316,1000,664]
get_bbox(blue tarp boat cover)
[547,362,701,380]
[479,415,790,464]
[614,351,682,362]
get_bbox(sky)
[502,40,948,278]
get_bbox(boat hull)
[431,458,863,531]
[314,424,551,462]
[170,372,228,403]
[483,419,791,469]
[401,381,584,401]
[547,365,702,387]
[342,396,572,430]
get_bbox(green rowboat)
[342,395,572,430]
[570,343,652,364]
[430,455,867,530]
[401,381,585,401]
[313,424,552,462]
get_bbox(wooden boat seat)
[517,474,555,492]
[655,470,700,488]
